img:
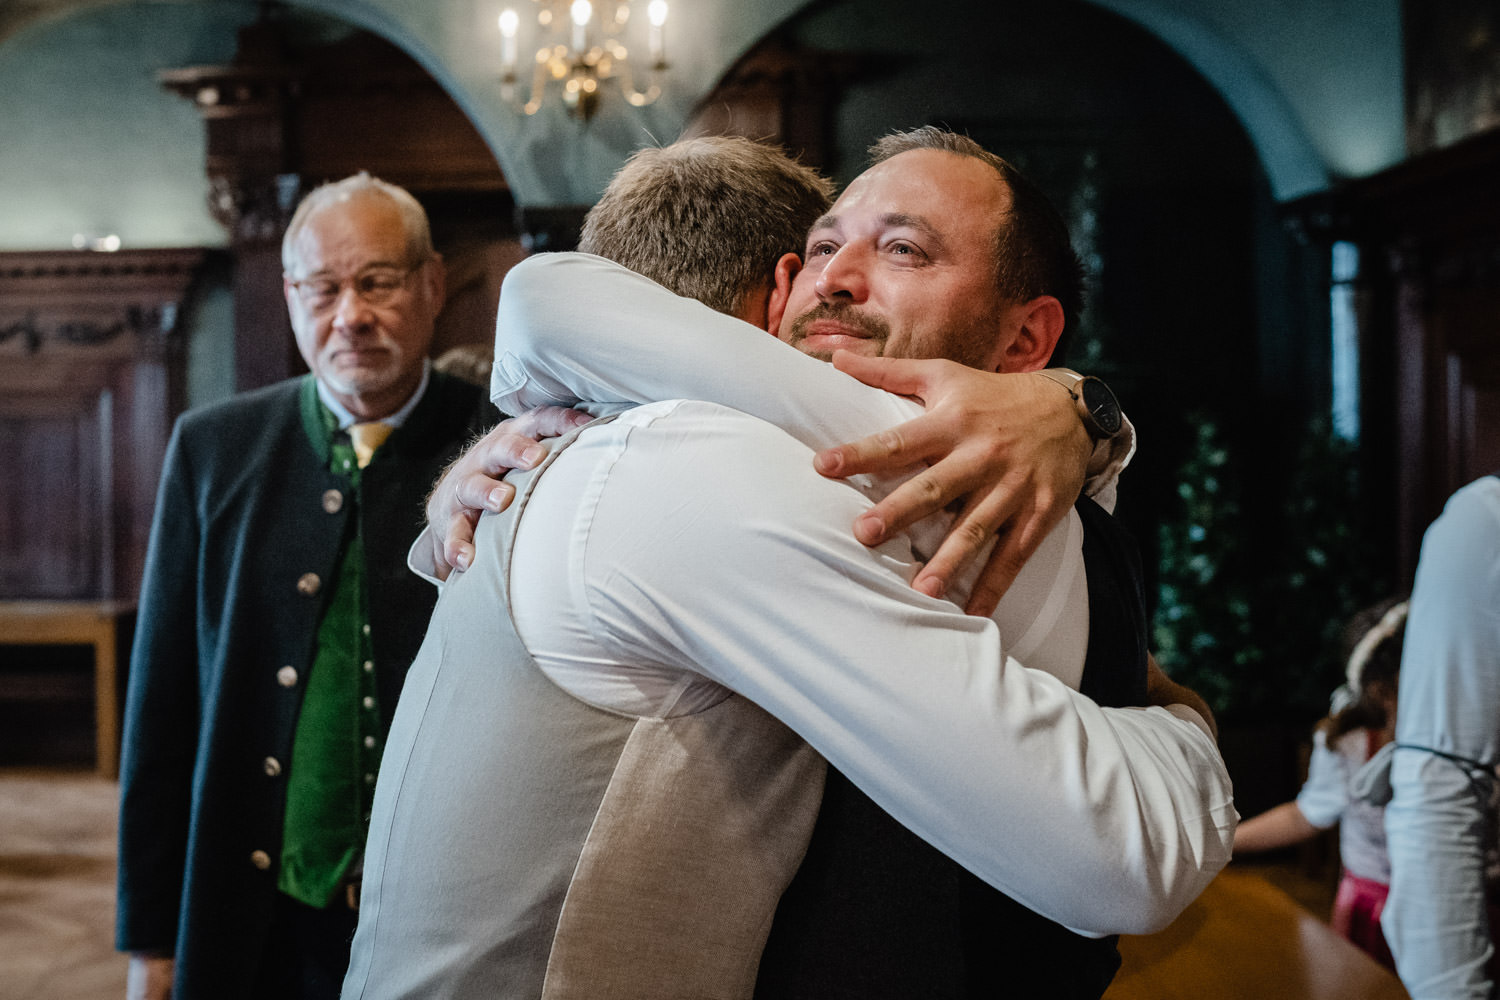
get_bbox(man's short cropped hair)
[579,136,834,317]
[869,127,1086,343]
[281,172,436,276]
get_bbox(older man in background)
[114,173,567,1000]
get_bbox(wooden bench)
[0,600,136,778]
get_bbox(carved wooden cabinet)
[0,248,204,601]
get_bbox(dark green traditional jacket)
[116,371,491,999]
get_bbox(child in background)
[1233,597,1409,970]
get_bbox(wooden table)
[0,600,136,778]
[1104,868,1409,1000]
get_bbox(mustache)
[787,303,891,342]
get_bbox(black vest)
[755,496,1150,999]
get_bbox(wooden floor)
[1105,867,1409,999]
[0,767,1408,999]
[0,768,127,999]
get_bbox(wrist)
[1035,368,1124,442]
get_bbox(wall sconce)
[499,0,668,121]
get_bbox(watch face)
[1080,378,1123,437]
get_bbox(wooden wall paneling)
[684,32,865,174]
[0,379,107,598]
[0,248,204,601]
[1337,128,1500,580]
[296,32,506,192]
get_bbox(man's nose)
[330,284,373,332]
[814,245,869,304]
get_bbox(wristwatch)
[1036,368,1124,441]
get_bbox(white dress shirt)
[1297,727,1389,883]
[437,252,1234,937]
[510,395,1230,936]
[1384,475,1500,999]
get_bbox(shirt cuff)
[407,527,446,589]
[1082,414,1136,515]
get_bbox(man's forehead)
[295,200,407,265]
[823,148,1011,230]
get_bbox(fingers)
[907,480,1027,607]
[453,465,521,514]
[968,487,1074,614]
[510,404,594,439]
[911,481,1070,617]
[853,465,963,547]
[814,413,960,480]
[442,509,482,574]
[831,350,958,399]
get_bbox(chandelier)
[499,0,669,121]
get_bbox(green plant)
[1153,413,1388,723]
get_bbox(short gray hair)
[281,172,435,275]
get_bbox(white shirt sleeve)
[489,252,1135,509]
[510,400,1235,939]
[407,528,445,588]
[1295,730,1349,830]
[1384,476,1500,999]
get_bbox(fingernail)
[486,487,508,510]
[855,512,885,544]
[454,548,472,571]
[521,445,547,467]
[815,450,843,475]
[915,575,945,598]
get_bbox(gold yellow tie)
[348,421,394,469]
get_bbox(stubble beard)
[785,303,891,362]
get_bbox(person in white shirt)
[346,132,1234,999]
[1380,474,1500,999]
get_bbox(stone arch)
[1085,0,1329,200]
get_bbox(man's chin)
[790,334,881,363]
[319,366,403,399]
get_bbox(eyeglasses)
[286,262,427,312]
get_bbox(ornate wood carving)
[0,248,206,601]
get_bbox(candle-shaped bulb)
[571,0,592,52]
[499,9,519,71]
[647,0,667,63]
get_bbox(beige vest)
[345,419,826,999]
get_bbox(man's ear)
[999,295,1065,372]
[765,252,803,336]
[421,252,448,311]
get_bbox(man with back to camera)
[1377,473,1500,998]
[113,172,582,1000]
[345,132,1233,999]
